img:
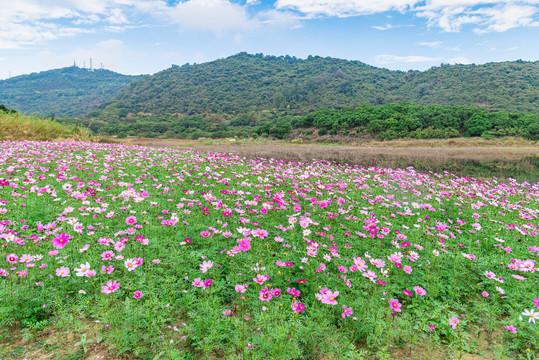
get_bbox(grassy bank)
[0,111,91,141]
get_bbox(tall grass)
[0,111,91,141]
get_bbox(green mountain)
[0,66,145,117]
[100,53,538,117]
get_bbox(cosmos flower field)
[0,140,538,359]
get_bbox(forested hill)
[101,53,538,116]
[0,67,145,117]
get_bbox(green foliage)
[0,104,17,114]
[91,54,539,118]
[0,66,144,117]
[288,103,538,140]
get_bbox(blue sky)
[0,0,538,79]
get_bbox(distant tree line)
[60,103,539,141]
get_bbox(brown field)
[122,138,539,182]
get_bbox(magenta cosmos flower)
[291,302,306,313]
[504,325,517,334]
[125,216,137,225]
[101,280,120,294]
[133,291,142,299]
[342,305,353,318]
[389,299,402,312]
[6,253,18,264]
[52,232,71,249]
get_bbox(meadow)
[0,140,538,359]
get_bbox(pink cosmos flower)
[534,298,539,308]
[223,309,231,316]
[352,257,367,272]
[55,266,70,277]
[342,305,353,318]
[363,270,377,281]
[504,325,517,333]
[403,289,412,297]
[389,299,402,312]
[125,216,137,225]
[18,270,28,277]
[271,288,281,297]
[133,291,142,299]
[482,291,489,297]
[512,275,526,280]
[200,231,211,238]
[101,265,114,274]
[449,316,460,329]
[321,290,339,305]
[101,250,114,261]
[287,287,301,297]
[253,274,268,284]
[192,278,203,287]
[413,286,426,296]
[113,241,125,252]
[403,265,413,274]
[101,280,120,294]
[200,260,214,273]
[235,284,247,293]
[203,279,213,288]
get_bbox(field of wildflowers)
[0,140,537,359]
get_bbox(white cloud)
[372,23,414,30]
[372,23,394,30]
[277,0,539,33]
[0,0,299,49]
[258,9,302,28]
[276,0,419,17]
[374,54,440,64]
[0,0,150,49]
[418,41,442,48]
[165,0,257,34]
